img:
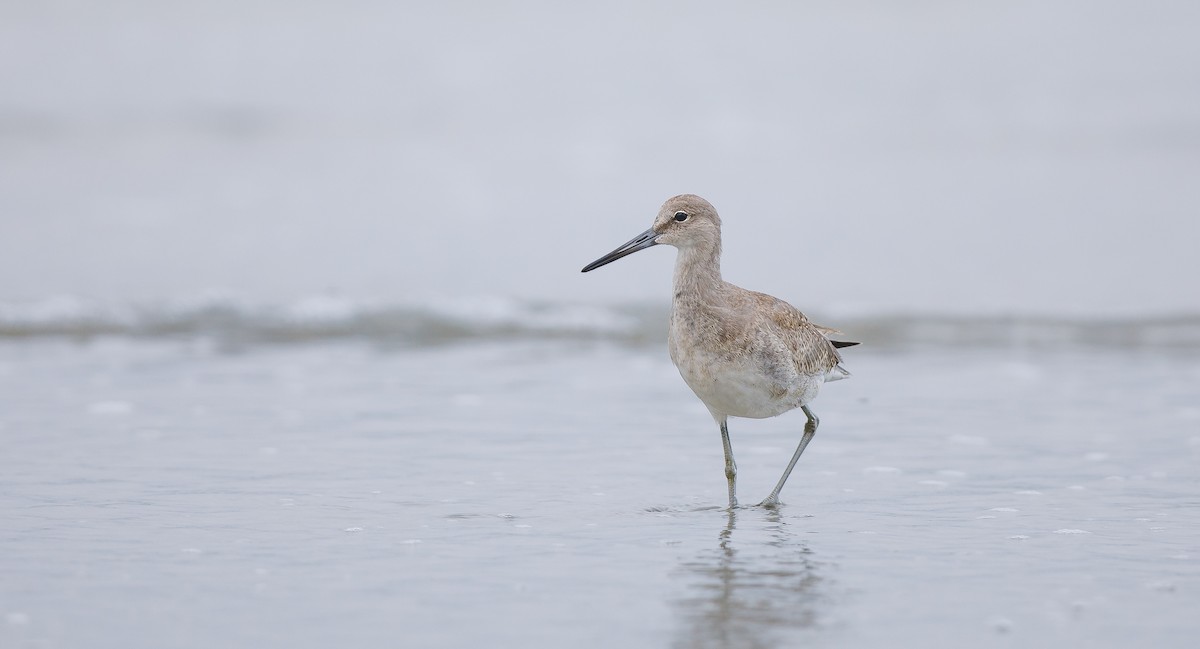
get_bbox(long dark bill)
[580,228,660,272]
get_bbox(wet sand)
[1,338,1198,648]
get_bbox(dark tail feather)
[831,340,860,349]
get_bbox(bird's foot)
[756,496,782,509]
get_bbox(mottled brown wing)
[748,291,844,376]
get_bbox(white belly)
[670,344,822,420]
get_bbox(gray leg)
[759,405,818,507]
[719,418,738,509]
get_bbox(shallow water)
[2,337,1198,648]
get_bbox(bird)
[581,194,857,508]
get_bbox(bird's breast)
[668,307,820,419]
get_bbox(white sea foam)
[2,294,1200,349]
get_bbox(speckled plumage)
[669,286,849,419]
[582,194,856,508]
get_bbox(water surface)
[2,334,1197,648]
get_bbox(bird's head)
[581,194,722,272]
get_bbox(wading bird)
[582,194,857,508]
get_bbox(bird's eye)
[674,211,689,222]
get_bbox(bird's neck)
[672,244,723,300]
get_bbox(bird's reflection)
[672,508,826,649]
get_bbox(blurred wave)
[0,295,651,346]
[2,294,1199,350]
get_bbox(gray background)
[3,0,1198,316]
